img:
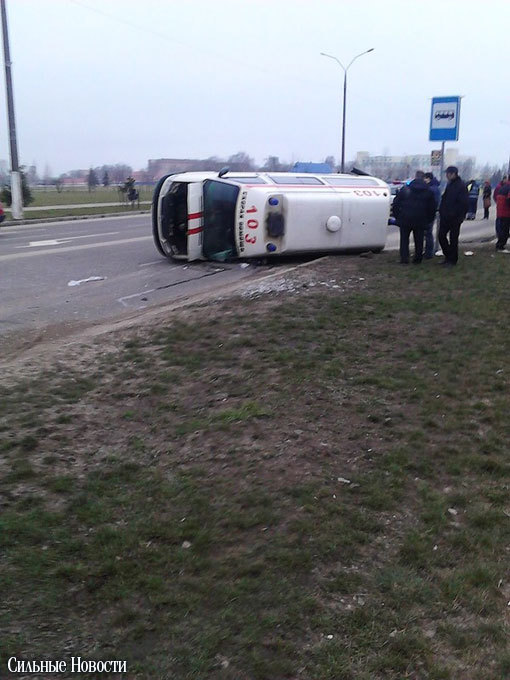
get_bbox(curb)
[1,209,150,227]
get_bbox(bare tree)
[226,151,255,171]
[260,156,287,172]
[87,168,99,192]
[324,155,336,170]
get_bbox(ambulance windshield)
[203,180,239,261]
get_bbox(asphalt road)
[0,212,496,345]
[385,214,495,250]
[0,214,264,341]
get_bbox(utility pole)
[1,0,22,219]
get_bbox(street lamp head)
[366,48,375,53]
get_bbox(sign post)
[429,96,461,191]
[431,150,442,166]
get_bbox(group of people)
[392,166,469,266]
[465,178,493,220]
[392,167,510,266]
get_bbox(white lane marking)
[68,276,107,287]
[19,231,120,248]
[1,229,49,239]
[139,260,161,267]
[26,239,60,247]
[0,236,152,262]
[118,289,156,307]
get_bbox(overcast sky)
[2,0,509,175]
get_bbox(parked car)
[388,182,405,218]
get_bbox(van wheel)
[152,174,172,256]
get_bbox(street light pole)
[321,48,374,173]
[341,69,347,174]
[0,0,22,219]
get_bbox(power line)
[66,0,343,92]
[68,0,275,74]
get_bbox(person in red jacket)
[495,178,510,250]
[493,175,508,201]
[494,176,508,241]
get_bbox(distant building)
[355,149,475,180]
[62,177,87,186]
[132,170,150,183]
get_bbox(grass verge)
[29,187,154,207]
[4,205,150,221]
[1,249,510,679]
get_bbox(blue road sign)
[429,96,461,141]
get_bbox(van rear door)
[186,181,204,261]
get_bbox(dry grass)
[1,249,510,679]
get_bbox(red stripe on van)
[187,226,203,235]
[188,211,203,220]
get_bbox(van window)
[268,175,325,185]
[324,177,380,186]
[203,180,240,261]
[227,176,267,184]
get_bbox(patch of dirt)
[0,255,371,378]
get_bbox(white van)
[152,171,390,261]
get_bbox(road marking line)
[0,236,152,262]
[118,289,156,307]
[139,260,162,267]
[18,231,121,248]
[0,214,149,232]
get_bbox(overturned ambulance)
[152,171,390,261]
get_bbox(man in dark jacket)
[494,175,508,241]
[392,171,437,264]
[438,166,469,266]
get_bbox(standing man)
[392,171,437,264]
[466,179,480,220]
[423,172,440,258]
[494,175,508,241]
[438,166,469,266]
[482,180,492,220]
